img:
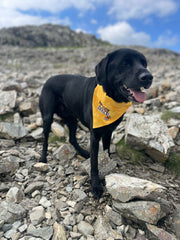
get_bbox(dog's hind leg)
[39,91,55,163]
[65,117,90,159]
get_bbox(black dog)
[39,48,153,199]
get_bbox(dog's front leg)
[90,131,103,199]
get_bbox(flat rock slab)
[0,201,26,223]
[0,156,19,174]
[94,215,123,240]
[24,182,44,195]
[105,173,166,202]
[113,201,166,225]
[0,90,17,115]
[0,122,28,139]
[27,226,53,240]
[125,114,174,162]
[53,144,76,163]
[146,224,177,240]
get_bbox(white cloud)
[0,0,94,13]
[154,31,179,47]
[75,28,87,33]
[0,7,70,28]
[97,21,178,48]
[97,22,151,46]
[108,0,177,20]
[0,0,177,29]
[0,0,94,28]
[91,19,98,25]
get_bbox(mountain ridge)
[0,24,107,47]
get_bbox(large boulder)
[105,173,166,202]
[0,122,28,139]
[125,114,174,162]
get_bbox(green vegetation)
[116,138,146,164]
[0,113,14,121]
[48,133,65,144]
[165,152,180,175]
[161,110,180,122]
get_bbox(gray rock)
[24,182,44,195]
[2,81,22,92]
[0,139,15,148]
[170,106,180,113]
[63,213,76,227]
[4,220,21,239]
[39,196,51,208]
[146,224,177,240]
[0,90,17,115]
[105,205,123,226]
[18,224,28,233]
[30,206,45,225]
[4,227,17,239]
[0,219,4,228]
[51,122,65,138]
[73,189,88,202]
[0,156,19,174]
[70,231,81,239]
[94,215,123,240]
[30,128,43,140]
[0,201,26,223]
[77,221,94,237]
[82,150,117,179]
[0,122,28,139]
[113,201,166,225]
[53,144,76,162]
[105,173,166,202]
[19,100,37,116]
[33,163,49,172]
[27,226,53,240]
[54,199,68,211]
[6,187,24,203]
[125,114,174,162]
[52,222,66,240]
[172,205,180,239]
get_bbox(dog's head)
[95,48,153,103]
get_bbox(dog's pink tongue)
[130,89,146,102]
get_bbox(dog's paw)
[39,157,47,163]
[91,183,103,199]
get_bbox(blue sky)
[0,0,179,52]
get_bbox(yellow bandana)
[92,84,132,128]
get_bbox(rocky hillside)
[0,44,180,240]
[0,24,106,47]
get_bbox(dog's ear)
[95,54,109,85]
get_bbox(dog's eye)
[122,59,131,67]
[141,59,147,68]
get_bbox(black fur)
[39,48,153,199]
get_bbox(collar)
[92,84,132,128]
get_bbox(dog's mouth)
[120,85,146,102]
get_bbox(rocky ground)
[0,45,180,240]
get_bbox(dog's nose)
[139,72,153,82]
[139,72,153,88]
